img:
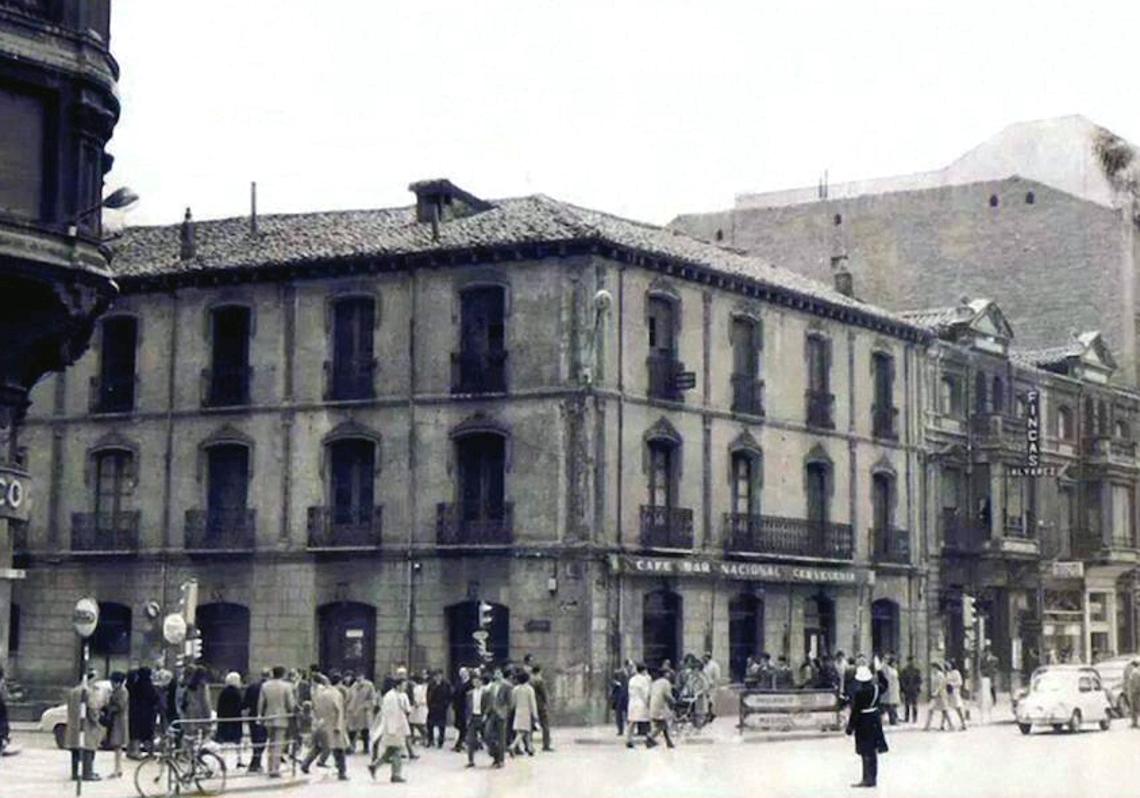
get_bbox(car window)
[1078,676,1093,692]
[1032,672,1069,692]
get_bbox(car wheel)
[1018,723,1032,735]
[1099,716,1111,731]
[1069,710,1082,734]
[1117,695,1130,719]
[53,724,66,750]
[1051,723,1063,732]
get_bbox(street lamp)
[66,186,140,236]
[580,288,613,385]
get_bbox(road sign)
[478,601,493,628]
[72,597,99,639]
[163,613,187,645]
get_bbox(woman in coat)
[105,672,130,778]
[923,662,955,731]
[509,671,538,756]
[624,663,652,748]
[845,666,888,788]
[945,661,968,730]
[127,667,159,757]
[215,672,245,766]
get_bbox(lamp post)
[65,186,140,237]
[72,597,99,796]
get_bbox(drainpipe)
[406,268,420,669]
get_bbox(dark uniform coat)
[845,680,889,756]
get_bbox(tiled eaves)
[117,234,931,345]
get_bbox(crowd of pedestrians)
[59,656,556,784]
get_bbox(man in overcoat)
[369,673,411,783]
[845,665,888,788]
[624,663,652,748]
[257,665,297,778]
[65,670,105,782]
[301,675,349,780]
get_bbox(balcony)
[451,350,507,394]
[646,355,684,402]
[324,357,376,401]
[436,502,514,545]
[202,365,252,408]
[1084,436,1138,467]
[871,527,910,564]
[872,404,898,440]
[70,511,140,553]
[970,413,1025,449]
[723,513,854,560]
[306,506,383,549]
[731,374,765,416]
[1073,530,1140,566]
[184,509,256,552]
[89,374,136,415]
[640,505,695,549]
[805,390,835,429]
[940,508,985,553]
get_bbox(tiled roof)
[1010,342,1084,369]
[111,194,926,337]
[899,299,994,334]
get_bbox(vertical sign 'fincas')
[1026,389,1040,468]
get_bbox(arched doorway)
[318,602,376,681]
[90,602,131,678]
[446,601,509,677]
[871,599,900,657]
[729,593,763,682]
[197,602,251,678]
[642,589,682,669]
[803,593,835,661]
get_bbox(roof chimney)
[831,254,853,297]
[179,207,195,260]
[408,179,493,236]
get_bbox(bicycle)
[134,737,226,798]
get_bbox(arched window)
[441,432,509,544]
[974,372,988,414]
[941,375,962,417]
[871,599,900,657]
[729,593,764,682]
[1098,401,1109,436]
[1058,405,1074,440]
[991,376,1004,413]
[643,589,682,669]
[196,602,251,678]
[329,438,376,531]
[90,602,132,677]
[730,450,761,518]
[78,448,137,551]
[805,460,831,528]
[196,443,252,549]
[319,601,377,681]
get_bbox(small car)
[1090,654,1137,717]
[1016,665,1113,734]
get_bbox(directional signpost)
[72,597,99,796]
[473,601,494,662]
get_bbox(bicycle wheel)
[134,757,170,798]
[194,750,227,796]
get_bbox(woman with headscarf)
[216,672,246,767]
[845,664,888,788]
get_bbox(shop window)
[729,593,763,682]
[642,589,682,669]
[871,599,900,657]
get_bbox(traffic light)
[187,634,203,661]
[478,601,493,629]
[179,580,199,626]
[963,594,976,629]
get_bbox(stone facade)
[10,182,929,722]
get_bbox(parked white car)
[1016,665,1113,734]
[1090,654,1137,717]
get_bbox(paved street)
[4,717,1139,798]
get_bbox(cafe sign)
[0,465,29,522]
[612,554,871,585]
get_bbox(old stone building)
[10,180,930,720]
[0,0,121,672]
[909,297,1139,691]
[670,116,1140,385]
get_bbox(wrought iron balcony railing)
[731,374,765,416]
[451,351,508,394]
[723,513,854,560]
[71,511,141,553]
[324,357,376,401]
[805,390,835,429]
[872,404,898,440]
[646,355,684,402]
[184,508,256,551]
[89,374,136,414]
[306,506,383,549]
[870,527,910,564]
[940,508,986,552]
[640,504,695,549]
[436,502,514,545]
[202,365,252,408]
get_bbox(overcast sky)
[108,0,1140,228]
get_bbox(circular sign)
[162,613,187,645]
[73,597,99,639]
[144,601,161,620]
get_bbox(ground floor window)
[803,593,834,661]
[90,602,131,678]
[642,589,681,669]
[318,601,376,681]
[871,599,900,658]
[728,593,763,682]
[197,602,250,679]
[446,600,509,677]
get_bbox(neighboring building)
[0,1,121,672]
[11,180,929,720]
[910,297,1139,691]
[670,115,1140,385]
